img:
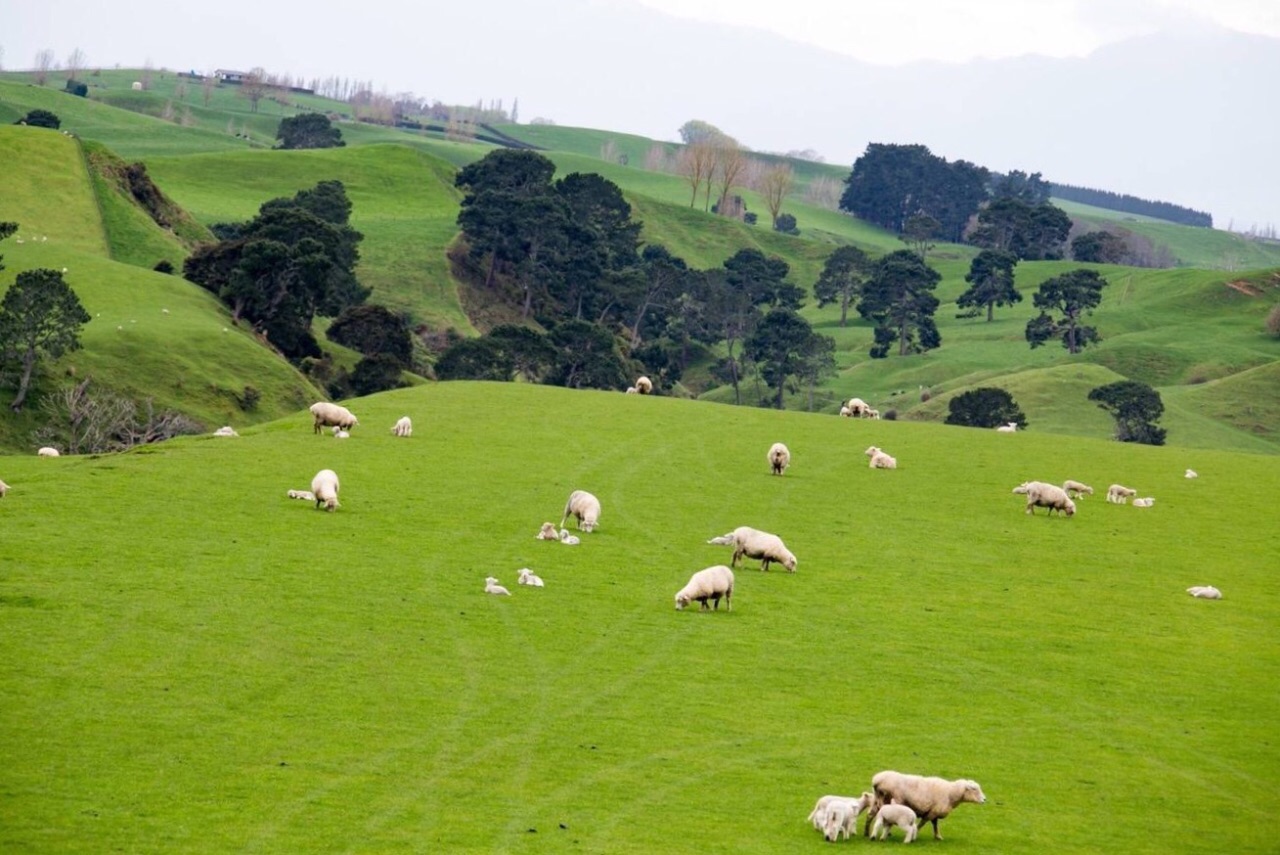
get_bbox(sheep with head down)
[310,401,358,435]
[707,526,796,572]
[310,469,340,512]
[634,376,653,394]
[767,442,791,476]
[674,565,734,611]
[559,490,601,533]
[0,478,9,498]
[869,771,985,841]
[1013,481,1075,516]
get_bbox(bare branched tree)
[34,49,55,85]
[644,143,670,172]
[35,378,201,454]
[201,72,216,107]
[239,67,269,113]
[65,48,86,81]
[713,142,748,216]
[804,175,842,209]
[759,162,795,228]
[676,141,716,209]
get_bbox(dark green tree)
[547,320,628,390]
[900,213,941,261]
[969,198,1072,260]
[723,248,803,310]
[487,325,556,382]
[1026,269,1108,354]
[629,244,687,347]
[275,113,345,149]
[992,170,1050,203]
[434,337,510,381]
[796,327,838,412]
[744,309,820,409]
[552,172,642,322]
[858,249,942,358]
[813,244,872,327]
[16,109,60,129]
[0,268,91,411]
[840,143,988,241]
[773,213,798,235]
[956,250,1021,321]
[1088,381,1167,445]
[349,353,405,396]
[326,304,412,366]
[1071,230,1128,263]
[703,269,760,404]
[944,387,1028,428]
[64,79,88,97]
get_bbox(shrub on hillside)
[1088,380,1167,446]
[64,79,89,97]
[153,260,174,274]
[326,304,412,365]
[16,109,60,129]
[349,353,405,396]
[945,387,1028,429]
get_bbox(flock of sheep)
[808,772,986,844]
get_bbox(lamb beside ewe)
[517,568,545,587]
[865,445,897,469]
[869,803,920,843]
[536,522,560,540]
[1012,481,1076,516]
[37,447,60,457]
[808,793,874,841]
[1107,484,1138,504]
[869,771,985,841]
[310,469,340,512]
[286,489,315,501]
[707,526,797,572]
[1187,585,1222,599]
[559,529,580,546]
[674,565,734,611]
[1062,480,1093,499]
[484,576,511,596]
[391,416,412,437]
[560,490,601,533]
[310,401,358,435]
[1133,497,1155,508]
[839,405,854,418]
[767,442,791,476]
[996,421,1019,433]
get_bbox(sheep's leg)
[931,818,942,840]
[760,557,770,572]
[731,548,742,568]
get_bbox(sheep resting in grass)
[310,469,340,512]
[286,489,315,501]
[1185,468,1198,479]
[517,568,544,587]
[1062,479,1093,499]
[869,771,985,841]
[865,445,897,469]
[1133,497,1155,508]
[213,425,239,437]
[37,447,60,457]
[310,401,358,435]
[559,490,601,533]
[870,803,920,843]
[767,442,791,476]
[484,576,511,596]
[391,416,412,437]
[707,526,797,572]
[1107,484,1137,504]
[808,793,874,840]
[559,529,580,545]
[536,521,560,540]
[865,407,880,419]
[1013,481,1076,516]
[1187,585,1222,599]
[674,565,734,611]
[996,421,1018,433]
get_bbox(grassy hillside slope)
[1,382,1276,852]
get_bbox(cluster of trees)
[840,143,990,240]
[941,381,1166,446]
[275,113,344,150]
[1050,182,1212,228]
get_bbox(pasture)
[1,382,1276,852]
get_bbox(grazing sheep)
[1062,479,1093,498]
[559,490,601,533]
[865,445,897,469]
[391,416,413,437]
[845,397,869,417]
[0,479,9,498]
[865,407,881,419]
[996,422,1018,433]
[1185,468,1198,479]
[1107,484,1138,504]
[536,521,560,540]
[310,469,340,512]
[674,565,734,611]
[286,489,316,501]
[869,803,920,843]
[1013,481,1076,516]
[839,405,854,418]
[635,375,653,394]
[767,441,791,476]
[37,447,60,457]
[309,401,358,435]
[484,576,511,596]
[517,568,545,587]
[808,793,874,838]
[1187,585,1222,599]
[212,425,239,437]
[1133,497,1155,508]
[707,526,797,572]
[869,771,985,841]
[559,529,580,546]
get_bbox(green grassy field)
[1,381,1276,852]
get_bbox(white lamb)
[808,793,874,839]
[333,429,350,439]
[0,479,9,498]
[869,771,985,841]
[391,416,413,437]
[865,445,897,469]
[536,521,560,540]
[996,422,1018,433]
[707,526,797,572]
[559,490,601,533]
[517,568,545,587]
[1133,497,1156,508]
[286,489,315,501]
[865,407,880,419]
[559,529,580,546]
[1013,481,1076,516]
[310,469,340,512]
[625,386,638,394]
[309,401,358,435]
[869,803,920,843]
[1185,469,1198,479]
[1187,585,1222,599]
[767,442,791,476]
[37,447,60,457]
[212,425,239,437]
[1062,480,1094,499]
[484,576,511,596]
[635,375,653,394]
[674,565,734,611]
[1107,484,1138,504]
[839,405,854,418]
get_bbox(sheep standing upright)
[674,565,734,611]
[1107,484,1137,504]
[559,490,601,533]
[869,771,985,841]
[707,526,797,572]
[391,416,413,437]
[869,803,920,843]
[846,397,870,417]
[1013,481,1076,516]
[634,376,653,394]
[1062,480,1093,499]
[37,447,60,457]
[767,442,791,476]
[808,793,874,840]
[310,401,358,435]
[310,469,340,512]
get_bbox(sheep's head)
[675,592,689,610]
[1064,499,1076,516]
[864,445,880,457]
[1012,482,1030,494]
[783,553,798,572]
[959,780,986,804]
[580,519,597,533]
[323,497,337,512]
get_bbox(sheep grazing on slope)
[865,445,897,469]
[484,576,511,596]
[634,375,653,394]
[536,521,560,540]
[391,416,413,437]
[865,407,881,419]
[1107,484,1138,504]
[1062,480,1093,499]
[1185,468,1199,479]
[869,771,985,841]
[1187,585,1222,599]
[1012,481,1076,516]
[309,401,358,435]
[674,565,734,611]
[559,490,601,533]
[310,469,340,512]
[37,447,60,457]
[996,421,1019,433]
[286,489,316,501]
[1133,497,1156,508]
[707,526,797,572]
[517,568,545,587]
[869,803,920,843]
[808,793,874,840]
[846,397,870,417]
[839,405,854,418]
[767,442,791,476]
[212,425,239,437]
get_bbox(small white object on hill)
[1187,585,1222,599]
[536,521,560,540]
[484,576,511,596]
[0,479,10,498]
[517,568,545,587]
[37,447,60,457]
[287,490,315,501]
[559,529,580,546]
[391,416,412,437]
[1186,468,1198,479]
[212,426,238,437]
[1132,497,1155,508]
[767,441,790,476]
[996,421,1018,433]
[865,445,897,469]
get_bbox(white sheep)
[865,445,897,469]
[309,401,358,435]
[37,447,60,457]
[808,793,874,838]
[536,521,560,540]
[845,397,869,417]
[767,441,791,476]
[1187,585,1222,599]
[1133,497,1155,508]
[0,479,9,498]
[996,421,1018,433]
[333,429,350,439]
[391,416,413,437]
[869,803,920,843]
[286,489,316,501]
[707,526,797,572]
[865,407,880,420]
[674,565,734,611]
[839,405,854,418]
[1107,484,1137,504]
[1185,468,1198,479]
[625,386,638,394]
[559,529,580,546]
[869,771,986,841]
[484,576,511,596]
[1062,480,1093,499]
[212,425,239,437]
[1013,481,1076,516]
[310,469,340,512]
[559,490,601,533]
[635,375,653,394]
[517,568,545,587]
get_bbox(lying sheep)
[37,447,60,457]
[808,793,874,838]
[484,576,511,596]
[286,489,315,501]
[707,526,797,572]
[1185,468,1198,479]
[635,376,653,394]
[767,442,791,476]
[212,425,239,437]
[1187,585,1222,599]
[333,429,350,439]
[1013,481,1076,516]
[995,421,1018,433]
[865,445,897,469]
[559,490,601,533]
[625,386,638,394]
[310,469,340,512]
[1107,484,1138,504]
[674,565,734,611]
[310,401,358,435]
[1133,497,1156,508]
[1062,480,1093,499]
[391,416,413,437]
[536,521,560,540]
[559,529,580,546]
[869,771,985,841]
[869,803,919,843]
[517,568,545,587]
